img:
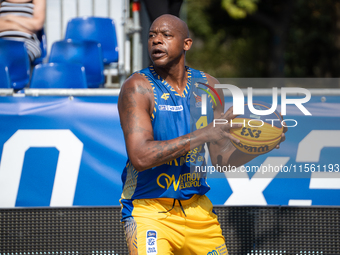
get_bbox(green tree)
[185,0,340,83]
[285,0,340,79]
[186,0,271,78]
[221,0,258,19]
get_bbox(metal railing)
[1,88,340,97]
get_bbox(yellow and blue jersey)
[120,66,215,220]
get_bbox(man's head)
[148,14,192,68]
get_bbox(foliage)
[221,0,259,19]
[185,0,269,78]
[185,0,340,81]
[285,0,340,78]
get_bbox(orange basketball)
[230,102,283,155]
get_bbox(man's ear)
[184,38,193,51]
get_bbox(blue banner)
[0,94,339,207]
[208,95,340,206]
[0,96,127,207]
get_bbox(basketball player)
[118,14,286,255]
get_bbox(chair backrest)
[65,17,119,65]
[0,64,11,88]
[49,39,105,88]
[30,63,87,89]
[32,28,48,66]
[0,39,30,89]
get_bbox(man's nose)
[152,34,163,44]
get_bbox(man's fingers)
[228,123,243,129]
[275,132,286,149]
[280,115,288,133]
[224,132,240,144]
[280,132,286,143]
[221,106,239,121]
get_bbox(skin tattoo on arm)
[121,86,138,137]
[152,139,189,163]
[119,79,193,171]
[136,84,152,95]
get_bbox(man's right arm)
[118,74,242,172]
[118,74,196,172]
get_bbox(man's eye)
[149,34,155,38]
[164,34,171,37]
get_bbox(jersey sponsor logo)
[161,93,170,100]
[216,244,228,254]
[207,250,219,255]
[165,145,205,167]
[158,105,183,112]
[146,230,157,254]
[157,172,202,191]
[147,231,156,238]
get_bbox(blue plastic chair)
[32,28,48,66]
[30,63,87,89]
[64,17,119,65]
[49,39,105,88]
[0,39,30,89]
[0,65,11,88]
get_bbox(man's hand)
[205,106,242,144]
[275,118,288,149]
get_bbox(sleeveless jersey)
[0,0,41,61]
[120,66,215,220]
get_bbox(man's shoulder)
[203,72,220,88]
[121,72,150,91]
[119,72,154,107]
[186,66,219,87]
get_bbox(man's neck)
[153,64,188,95]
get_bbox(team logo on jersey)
[146,230,157,254]
[161,93,170,100]
[196,82,223,107]
[157,172,202,191]
[193,91,202,108]
[158,105,183,112]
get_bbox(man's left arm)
[205,74,257,168]
[205,74,287,169]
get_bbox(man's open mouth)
[152,48,166,58]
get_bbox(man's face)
[148,18,187,67]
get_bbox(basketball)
[229,101,283,155]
